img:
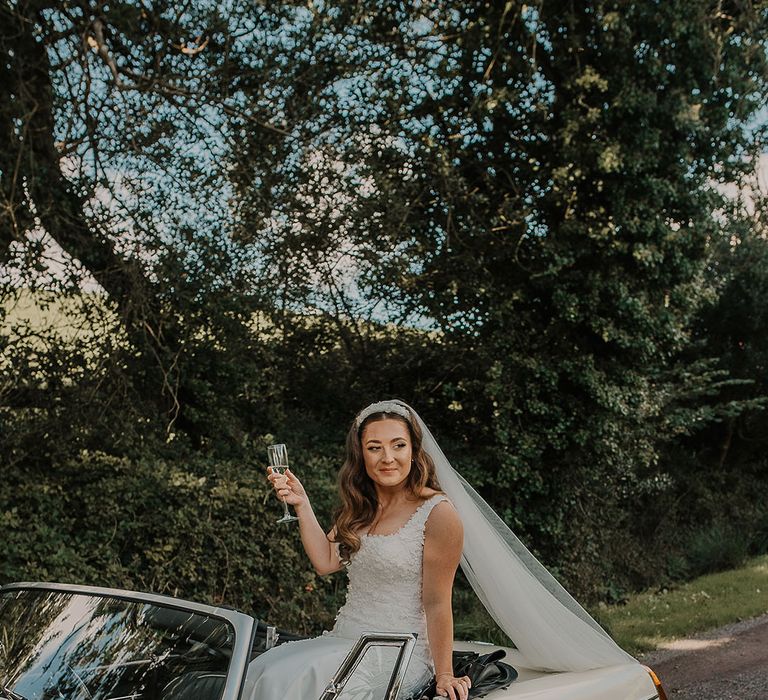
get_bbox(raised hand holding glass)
[268,443,299,524]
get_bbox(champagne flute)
[268,443,299,524]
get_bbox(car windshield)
[0,588,234,700]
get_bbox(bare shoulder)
[424,498,463,540]
[423,499,462,568]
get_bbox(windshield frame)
[0,581,256,700]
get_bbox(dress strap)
[407,493,450,534]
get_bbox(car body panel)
[453,642,659,700]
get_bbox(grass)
[594,554,768,655]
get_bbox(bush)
[751,512,768,556]
[664,552,691,582]
[684,523,750,578]
[0,447,347,635]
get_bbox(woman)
[244,400,472,700]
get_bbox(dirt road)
[639,613,768,699]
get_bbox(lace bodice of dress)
[329,494,448,659]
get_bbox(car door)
[316,633,417,700]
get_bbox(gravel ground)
[638,613,768,699]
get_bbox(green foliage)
[684,524,751,578]
[2,0,768,628]
[687,201,768,469]
[452,578,513,647]
[0,447,346,633]
[754,513,768,557]
[224,0,768,597]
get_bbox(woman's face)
[361,417,413,490]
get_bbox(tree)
[235,0,768,588]
[0,0,335,445]
[3,0,767,603]
[691,164,768,472]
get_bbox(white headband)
[355,400,411,428]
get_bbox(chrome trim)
[319,632,417,700]
[0,581,256,700]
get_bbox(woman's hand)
[436,672,472,700]
[267,467,308,510]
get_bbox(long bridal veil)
[397,400,636,673]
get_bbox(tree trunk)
[1,0,195,437]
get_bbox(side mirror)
[319,632,417,700]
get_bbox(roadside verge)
[594,554,768,655]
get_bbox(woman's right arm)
[268,468,342,575]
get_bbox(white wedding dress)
[243,494,447,700]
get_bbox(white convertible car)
[0,582,666,700]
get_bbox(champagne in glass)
[268,443,299,524]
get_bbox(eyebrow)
[365,436,408,445]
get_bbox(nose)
[382,448,395,463]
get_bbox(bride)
[243,400,472,700]
[244,398,636,699]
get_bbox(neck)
[374,484,413,509]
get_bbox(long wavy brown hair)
[332,407,441,563]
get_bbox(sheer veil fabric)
[389,400,637,673]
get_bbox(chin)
[376,472,407,486]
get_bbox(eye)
[367,446,381,452]
[395,442,407,449]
